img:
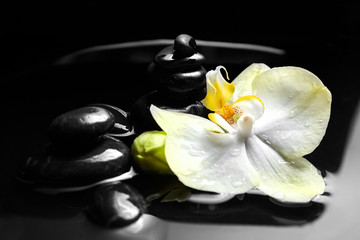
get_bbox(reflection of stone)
[86,182,146,228]
[131,34,210,133]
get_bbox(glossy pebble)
[89,103,134,137]
[23,136,130,186]
[48,106,115,145]
[86,182,146,228]
[173,34,198,58]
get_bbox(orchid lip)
[236,114,254,139]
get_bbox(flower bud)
[131,131,172,174]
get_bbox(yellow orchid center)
[216,105,236,123]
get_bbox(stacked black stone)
[21,105,134,187]
[131,34,210,133]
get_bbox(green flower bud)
[131,131,172,174]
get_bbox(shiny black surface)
[86,181,146,228]
[48,106,115,145]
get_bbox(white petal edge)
[230,63,270,103]
[246,135,325,203]
[150,105,225,134]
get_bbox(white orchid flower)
[150,63,331,203]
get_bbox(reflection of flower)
[150,64,332,203]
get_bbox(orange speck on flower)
[216,105,236,119]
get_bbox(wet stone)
[89,103,134,137]
[48,106,115,146]
[86,182,146,228]
[22,136,131,186]
[174,33,198,58]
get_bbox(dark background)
[1,2,359,79]
[0,3,358,235]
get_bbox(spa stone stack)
[131,34,210,133]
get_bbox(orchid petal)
[150,105,259,193]
[246,135,325,203]
[201,66,235,111]
[208,113,235,133]
[230,63,270,103]
[150,105,224,134]
[252,67,332,158]
[232,95,264,121]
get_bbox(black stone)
[86,182,146,228]
[22,136,131,186]
[48,106,115,146]
[173,34,197,58]
[154,47,205,69]
[148,34,207,100]
[149,63,207,100]
[88,103,134,137]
